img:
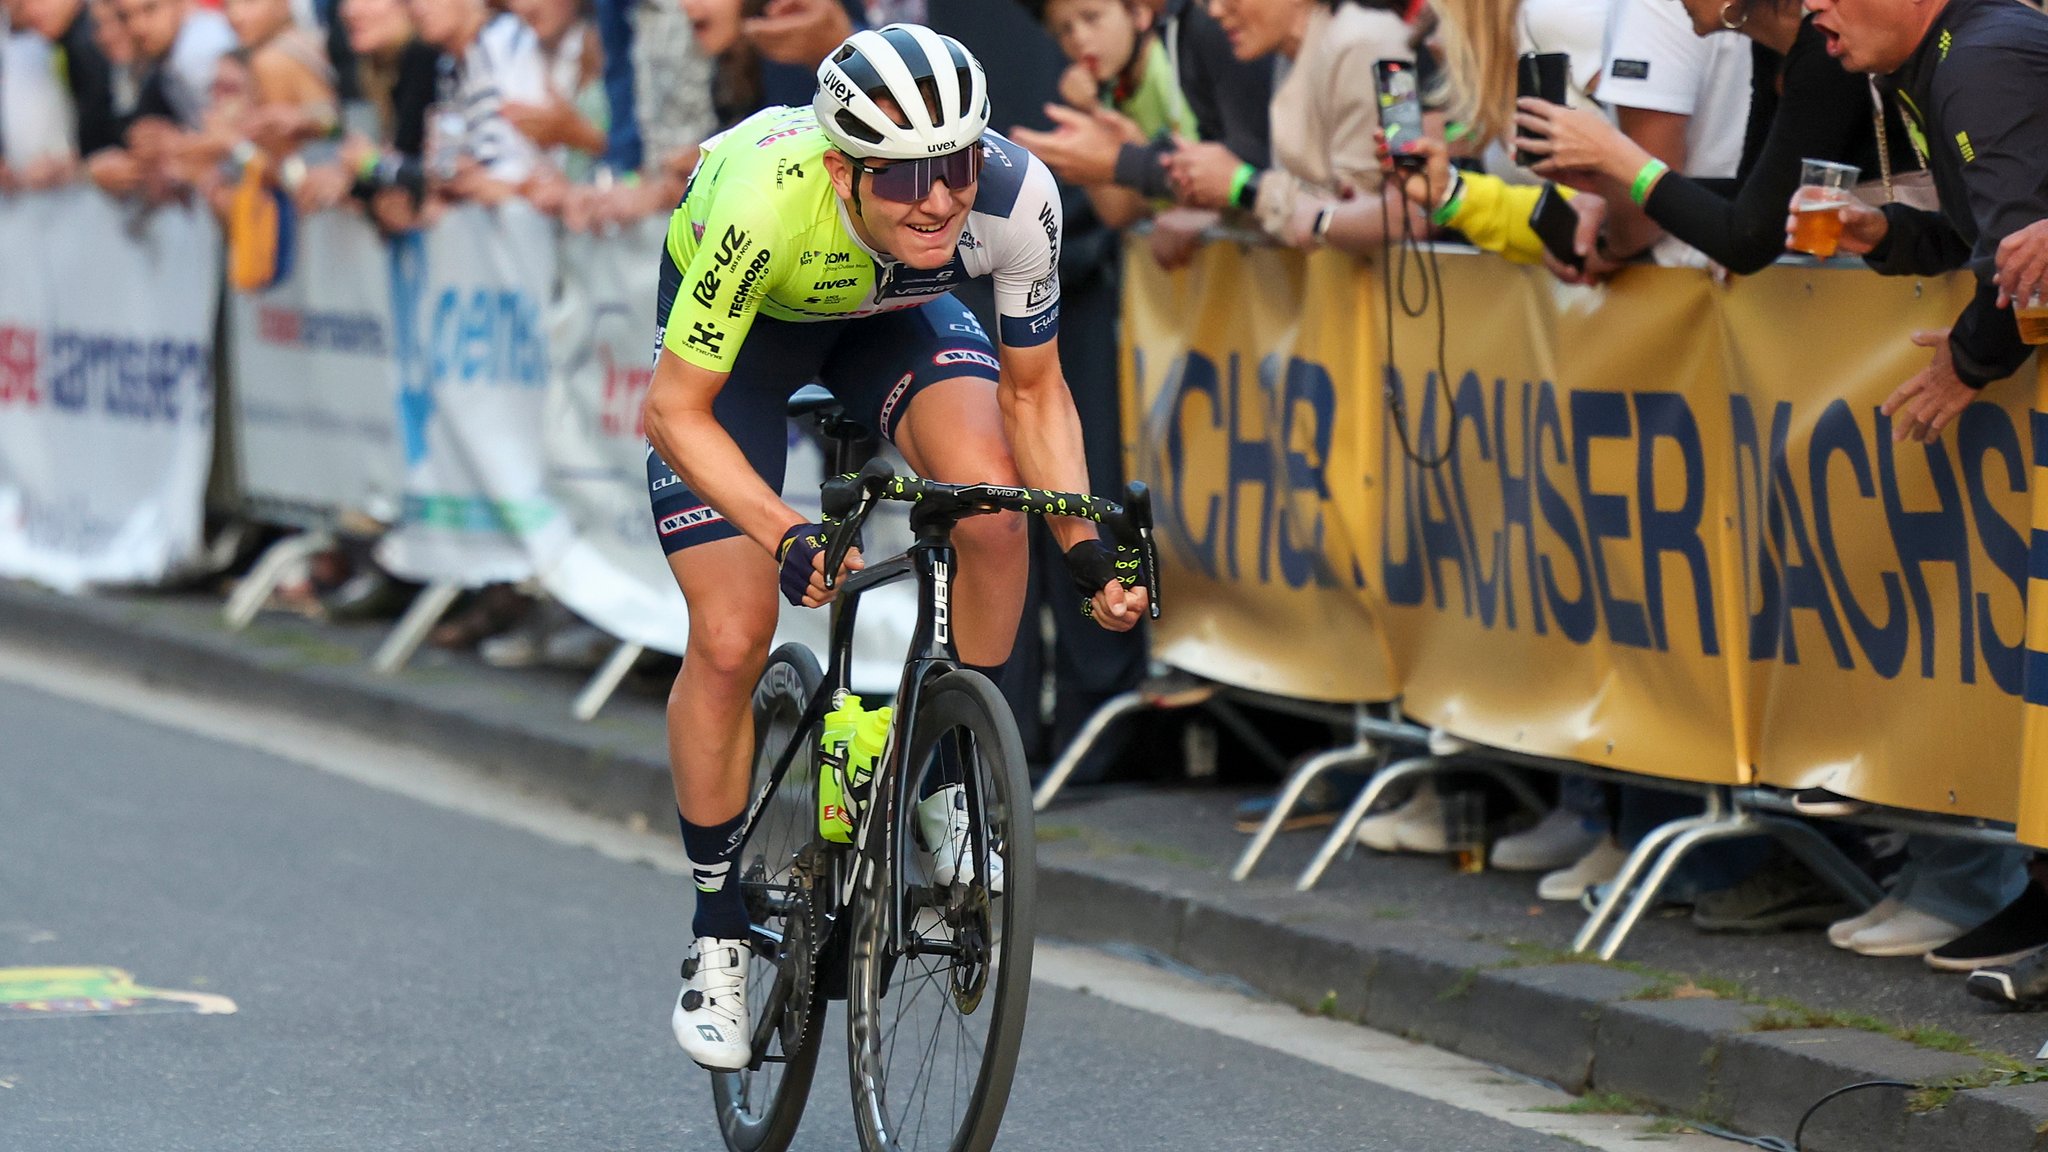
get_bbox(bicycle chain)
[778,845,827,1056]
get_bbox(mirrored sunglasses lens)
[870,161,932,203]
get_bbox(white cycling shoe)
[916,784,1005,892]
[672,936,752,1071]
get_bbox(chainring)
[778,844,829,1056]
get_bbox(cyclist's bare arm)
[996,339,1147,628]
[643,349,823,559]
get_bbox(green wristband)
[1629,158,1669,207]
[1229,163,1258,209]
[356,149,382,182]
[1429,168,1466,228]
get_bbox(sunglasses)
[846,145,983,204]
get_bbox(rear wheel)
[712,644,828,1152]
[846,669,1036,1152]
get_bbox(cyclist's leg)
[648,315,836,939]
[825,296,1023,667]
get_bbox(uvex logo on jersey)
[659,505,725,536]
[691,225,754,309]
[812,277,860,291]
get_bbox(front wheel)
[846,669,1036,1152]
[712,644,828,1152]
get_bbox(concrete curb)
[8,581,2046,1152]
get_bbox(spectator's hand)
[503,96,600,153]
[1148,206,1214,269]
[1881,328,1974,443]
[1544,192,1621,286]
[742,0,853,68]
[296,162,353,214]
[1058,62,1098,111]
[86,149,142,196]
[242,104,311,158]
[1164,139,1243,210]
[444,158,515,206]
[1374,128,1452,215]
[1517,97,1641,187]
[1785,187,1887,257]
[20,153,79,190]
[370,185,420,233]
[1995,219,2048,309]
[1008,104,1140,187]
[524,165,571,216]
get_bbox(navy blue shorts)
[647,295,1002,554]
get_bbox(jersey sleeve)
[660,177,791,374]
[989,154,1064,350]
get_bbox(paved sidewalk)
[7,579,2048,1151]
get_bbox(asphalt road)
[0,671,1685,1152]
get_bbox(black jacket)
[1864,0,2048,388]
[57,6,125,156]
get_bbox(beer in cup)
[2019,295,2048,346]
[1789,159,1860,259]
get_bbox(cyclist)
[641,23,1149,1072]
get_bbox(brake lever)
[1125,482,1161,620]
[822,458,898,591]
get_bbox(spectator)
[1166,0,1414,252]
[14,0,128,183]
[123,0,235,129]
[1519,2,1916,274]
[408,0,546,200]
[1431,0,1606,183]
[3,2,87,186]
[223,0,339,161]
[503,0,606,182]
[680,0,768,128]
[88,0,137,119]
[309,0,437,227]
[1583,0,1755,268]
[1010,0,1274,223]
[1027,0,1195,227]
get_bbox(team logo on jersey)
[775,159,804,186]
[755,126,805,148]
[685,321,726,356]
[659,505,725,536]
[1028,306,1058,335]
[1026,272,1056,308]
[812,277,859,291]
[1037,202,1060,264]
[727,249,773,318]
[933,348,1000,372]
[983,137,1015,167]
[877,261,961,301]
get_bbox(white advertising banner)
[0,188,220,591]
[539,220,915,688]
[228,210,402,519]
[376,202,559,586]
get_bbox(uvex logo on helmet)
[812,24,990,163]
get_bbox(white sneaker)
[672,936,751,1071]
[1537,836,1627,902]
[1492,807,1602,872]
[1827,897,1904,950]
[1353,784,1446,854]
[916,785,1005,892]
[1847,907,1963,957]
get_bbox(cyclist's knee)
[951,507,1025,560]
[682,611,777,683]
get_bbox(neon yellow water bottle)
[847,704,893,798]
[818,693,865,843]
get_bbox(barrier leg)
[1472,765,1551,818]
[1752,813,1886,909]
[573,641,645,722]
[223,529,335,631]
[1228,737,1384,883]
[1202,698,1291,778]
[372,581,463,675]
[1031,675,1218,811]
[1570,798,1729,954]
[1293,753,1443,892]
[1596,816,1765,960]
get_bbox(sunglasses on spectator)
[844,146,983,204]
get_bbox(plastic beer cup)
[1789,160,1859,259]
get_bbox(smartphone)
[1374,59,1428,170]
[1528,182,1584,271]
[1514,52,1570,167]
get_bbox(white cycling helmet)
[814,24,990,161]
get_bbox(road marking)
[0,640,1738,1148]
[0,966,235,1018]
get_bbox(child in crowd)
[1033,0,1194,227]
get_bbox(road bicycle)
[708,387,1159,1152]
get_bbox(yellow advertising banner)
[1373,261,1749,785]
[1124,235,2048,839]
[1119,240,1396,703]
[1721,267,2030,823]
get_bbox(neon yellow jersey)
[660,105,1065,374]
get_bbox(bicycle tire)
[712,643,829,1152]
[846,668,1036,1152]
